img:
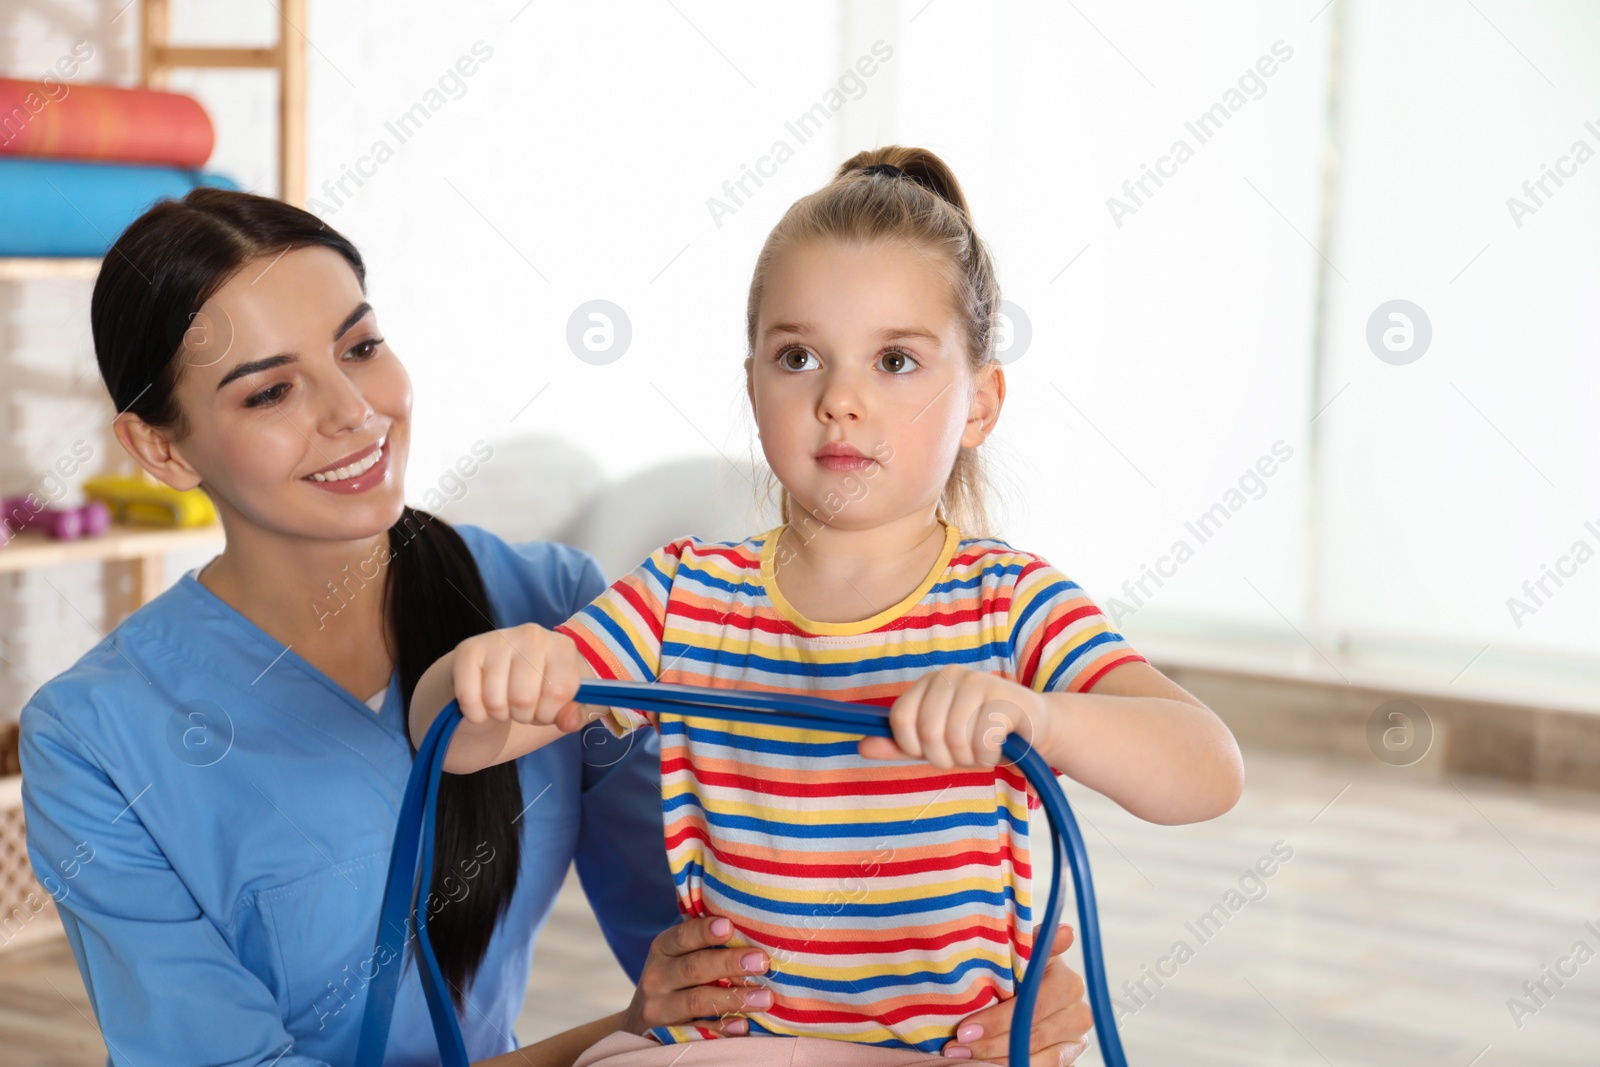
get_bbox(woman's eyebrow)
[216,354,295,390]
[334,302,373,341]
[214,303,374,391]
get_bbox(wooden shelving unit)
[141,0,307,206]
[0,0,308,285]
[0,0,307,633]
[0,7,307,958]
[0,525,223,631]
[0,524,221,577]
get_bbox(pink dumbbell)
[0,498,112,541]
[0,497,30,536]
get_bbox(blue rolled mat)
[0,157,239,257]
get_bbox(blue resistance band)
[355,681,1130,1067]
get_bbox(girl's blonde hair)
[746,145,1001,537]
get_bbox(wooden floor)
[5,745,1598,1065]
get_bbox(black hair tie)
[859,163,905,179]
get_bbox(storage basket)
[0,722,62,954]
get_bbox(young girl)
[412,147,1244,1060]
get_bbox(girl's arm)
[1031,660,1243,825]
[409,623,601,774]
[864,661,1244,826]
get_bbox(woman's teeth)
[310,444,383,482]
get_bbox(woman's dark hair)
[92,187,520,1009]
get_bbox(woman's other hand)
[620,916,774,1037]
[941,924,1093,1064]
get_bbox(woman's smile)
[304,436,389,493]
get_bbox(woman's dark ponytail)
[385,505,523,1007]
[93,189,521,1011]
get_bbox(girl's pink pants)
[574,1032,961,1066]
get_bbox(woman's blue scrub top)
[19,527,679,1065]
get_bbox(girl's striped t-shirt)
[554,522,1143,1052]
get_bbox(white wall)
[290,0,1331,637]
[3,0,1597,719]
[299,0,1600,687]
[894,3,1327,644]
[1317,0,1600,665]
[300,2,845,495]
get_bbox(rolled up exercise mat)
[0,79,215,167]
[0,157,238,257]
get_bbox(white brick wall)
[0,272,116,720]
[0,4,247,722]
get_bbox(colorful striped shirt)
[554,522,1143,1052]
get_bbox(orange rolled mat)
[0,79,214,168]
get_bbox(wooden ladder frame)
[138,0,308,206]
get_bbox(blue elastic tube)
[354,689,466,1065]
[356,681,1130,1067]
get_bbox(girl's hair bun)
[837,145,973,218]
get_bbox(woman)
[20,188,1093,1065]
